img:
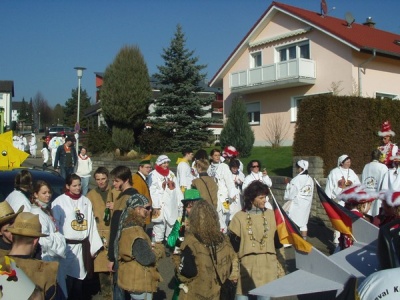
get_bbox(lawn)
[155,146,293,177]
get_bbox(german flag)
[271,194,313,253]
[315,182,359,236]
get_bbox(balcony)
[230,58,316,93]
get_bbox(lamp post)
[38,112,40,133]
[74,66,86,153]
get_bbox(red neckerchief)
[65,191,81,200]
[155,165,169,177]
[64,144,71,153]
[79,154,89,160]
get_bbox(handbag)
[209,246,237,300]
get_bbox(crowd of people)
[3,120,400,299]
[12,133,37,157]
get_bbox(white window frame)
[250,51,262,68]
[246,102,260,125]
[375,92,399,100]
[276,40,310,62]
[291,92,332,122]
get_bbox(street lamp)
[74,66,86,153]
[38,112,41,133]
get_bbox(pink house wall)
[221,10,400,146]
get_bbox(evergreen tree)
[64,88,91,127]
[101,45,152,150]
[18,98,28,122]
[152,24,215,151]
[220,97,254,158]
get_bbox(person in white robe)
[228,159,245,221]
[361,149,388,216]
[325,154,360,246]
[381,151,400,191]
[242,159,273,190]
[214,153,238,233]
[41,142,50,170]
[48,135,64,167]
[29,133,37,158]
[51,174,102,299]
[176,147,195,192]
[284,160,314,239]
[12,135,20,149]
[19,134,27,152]
[6,169,32,212]
[148,155,183,242]
[31,180,67,298]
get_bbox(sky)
[1,0,400,108]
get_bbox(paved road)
[22,157,335,300]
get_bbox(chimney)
[363,17,375,28]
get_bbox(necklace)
[246,210,269,249]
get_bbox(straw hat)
[0,202,23,226]
[7,212,48,237]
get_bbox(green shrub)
[139,128,173,154]
[87,125,116,154]
[293,95,400,176]
[112,126,135,154]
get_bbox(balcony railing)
[230,58,316,91]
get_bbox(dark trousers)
[60,166,75,179]
[66,276,83,300]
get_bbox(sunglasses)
[251,165,260,168]
[143,206,152,211]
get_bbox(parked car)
[0,167,65,202]
[47,126,74,136]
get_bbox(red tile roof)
[210,1,400,87]
[273,1,400,56]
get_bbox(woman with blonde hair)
[177,200,238,299]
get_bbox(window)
[246,102,260,125]
[376,92,399,100]
[291,97,303,122]
[291,92,332,122]
[278,41,310,62]
[250,52,262,68]
[0,93,3,100]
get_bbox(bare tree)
[328,81,344,95]
[52,104,65,125]
[264,114,290,148]
[32,92,52,131]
